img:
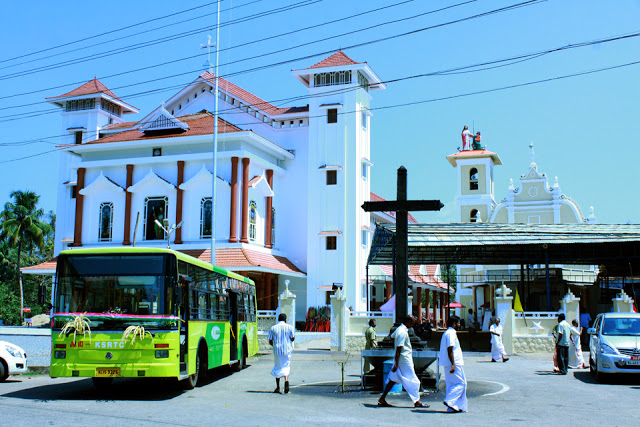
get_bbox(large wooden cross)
[361,166,444,323]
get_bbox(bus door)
[177,275,191,373]
[228,290,239,362]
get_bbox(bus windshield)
[54,254,176,330]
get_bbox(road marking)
[476,380,510,396]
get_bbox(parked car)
[0,341,28,382]
[588,312,640,382]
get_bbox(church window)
[470,209,478,223]
[75,131,83,145]
[70,186,77,199]
[271,208,276,245]
[201,198,212,238]
[249,201,257,241]
[358,71,369,91]
[362,163,368,180]
[327,108,338,124]
[361,230,368,246]
[469,168,479,191]
[144,197,168,241]
[361,111,367,129]
[100,99,121,117]
[152,148,162,157]
[66,98,95,112]
[314,71,352,87]
[326,170,337,185]
[98,202,113,242]
[326,236,337,250]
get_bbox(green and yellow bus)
[50,247,258,389]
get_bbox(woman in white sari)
[569,319,587,369]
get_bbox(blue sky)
[1,0,639,224]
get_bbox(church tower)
[292,51,385,310]
[446,148,502,223]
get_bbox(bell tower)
[446,149,502,223]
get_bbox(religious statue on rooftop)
[461,126,473,151]
[472,131,484,150]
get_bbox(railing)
[349,311,393,318]
[257,310,277,317]
[514,312,558,319]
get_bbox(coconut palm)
[0,190,52,321]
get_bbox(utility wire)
[0,0,322,81]
[0,0,263,71]
[0,0,421,104]
[0,1,223,65]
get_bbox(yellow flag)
[514,289,524,312]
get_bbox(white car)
[0,341,28,382]
[588,312,640,381]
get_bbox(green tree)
[0,190,52,322]
[441,264,457,302]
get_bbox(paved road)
[1,349,639,426]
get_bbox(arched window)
[98,202,113,242]
[144,196,168,240]
[249,201,257,241]
[271,208,276,245]
[200,198,212,238]
[470,209,479,223]
[469,168,479,190]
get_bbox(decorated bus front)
[51,250,181,380]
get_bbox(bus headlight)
[155,350,169,359]
[54,350,66,359]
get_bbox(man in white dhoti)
[439,315,467,413]
[489,318,509,362]
[377,316,429,408]
[268,313,295,394]
[569,319,587,368]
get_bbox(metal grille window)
[98,202,113,242]
[358,71,369,91]
[100,99,122,117]
[314,70,352,87]
[200,198,212,238]
[66,99,95,112]
[249,201,257,241]
[144,196,168,240]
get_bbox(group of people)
[461,125,483,151]
[553,314,588,374]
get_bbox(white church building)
[25,51,437,323]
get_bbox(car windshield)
[54,254,176,330]
[602,317,640,336]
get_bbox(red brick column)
[265,169,274,248]
[425,290,430,322]
[240,158,250,243]
[71,168,86,247]
[439,293,445,327]
[229,157,239,243]
[385,281,392,302]
[123,164,134,245]
[175,161,184,244]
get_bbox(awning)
[181,248,306,278]
[21,257,57,276]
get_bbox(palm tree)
[0,191,52,322]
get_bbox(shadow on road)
[1,365,238,402]
[573,370,640,386]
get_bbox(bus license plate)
[96,367,120,377]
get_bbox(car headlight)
[4,344,22,358]
[600,344,617,355]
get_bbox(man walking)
[440,315,467,413]
[489,317,509,362]
[555,313,571,375]
[378,316,429,408]
[268,313,295,393]
[363,319,377,373]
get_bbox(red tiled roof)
[370,192,418,223]
[448,149,498,158]
[200,72,308,116]
[248,175,261,187]
[46,78,133,107]
[375,264,447,290]
[102,120,138,131]
[21,257,57,273]
[77,111,241,145]
[180,248,305,275]
[307,50,362,69]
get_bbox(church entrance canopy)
[367,223,640,276]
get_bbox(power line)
[0,1,222,65]
[0,0,264,72]
[0,0,322,81]
[0,0,420,105]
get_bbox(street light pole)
[211,0,221,267]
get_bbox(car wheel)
[0,359,8,382]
